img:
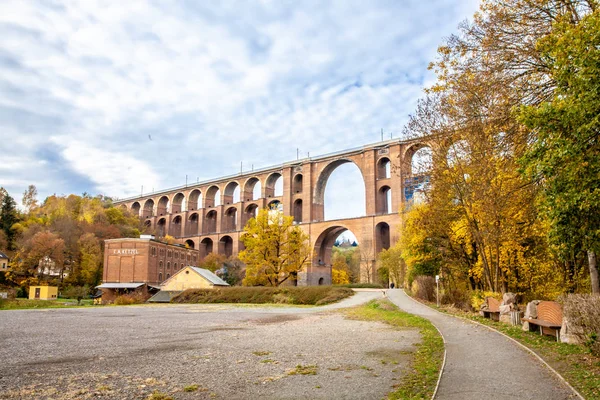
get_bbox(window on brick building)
[159,273,163,282]
[167,262,171,270]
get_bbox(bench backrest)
[487,297,500,312]
[537,301,563,325]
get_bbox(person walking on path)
[386,289,580,400]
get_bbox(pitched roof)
[189,267,229,286]
[147,290,182,303]
[96,282,145,289]
[0,251,9,259]
[159,266,230,287]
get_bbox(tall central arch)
[313,159,366,221]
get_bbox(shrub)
[562,294,600,356]
[469,290,502,311]
[441,288,471,311]
[171,286,354,305]
[411,276,436,302]
[114,292,147,305]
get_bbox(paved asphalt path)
[386,289,579,400]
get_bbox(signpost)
[435,275,440,307]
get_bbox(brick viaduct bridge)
[114,137,434,285]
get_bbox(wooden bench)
[481,297,501,321]
[521,301,563,341]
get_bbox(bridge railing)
[114,137,413,204]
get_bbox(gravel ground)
[387,289,579,400]
[0,291,419,399]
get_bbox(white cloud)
[0,0,480,212]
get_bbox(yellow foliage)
[331,254,350,284]
[240,209,310,287]
[470,291,502,310]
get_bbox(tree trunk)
[588,250,599,294]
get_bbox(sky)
[0,0,479,224]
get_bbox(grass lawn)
[408,294,600,399]
[345,299,444,400]
[0,298,94,310]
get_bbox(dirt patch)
[254,314,302,324]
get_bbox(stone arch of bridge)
[243,177,261,201]
[265,172,283,198]
[188,189,202,211]
[172,192,186,213]
[403,142,434,176]
[205,185,221,208]
[220,235,233,257]
[131,202,141,217]
[313,157,366,221]
[157,217,167,237]
[171,215,182,237]
[223,181,240,205]
[157,196,170,216]
[143,199,155,218]
[200,237,213,259]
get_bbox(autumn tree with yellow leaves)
[6,188,144,288]
[240,209,310,286]
[398,0,599,297]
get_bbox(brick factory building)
[98,235,200,302]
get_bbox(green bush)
[171,286,354,305]
[334,283,384,289]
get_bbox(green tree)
[0,192,19,250]
[199,253,227,272]
[378,246,405,288]
[62,285,90,305]
[519,10,600,293]
[76,233,103,287]
[240,209,310,286]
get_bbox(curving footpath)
[386,289,581,400]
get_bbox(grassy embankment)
[0,298,94,310]
[345,300,444,400]
[171,286,354,305]
[408,293,600,399]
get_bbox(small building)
[148,266,229,303]
[29,286,58,300]
[99,237,201,303]
[0,251,9,271]
[37,256,69,280]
